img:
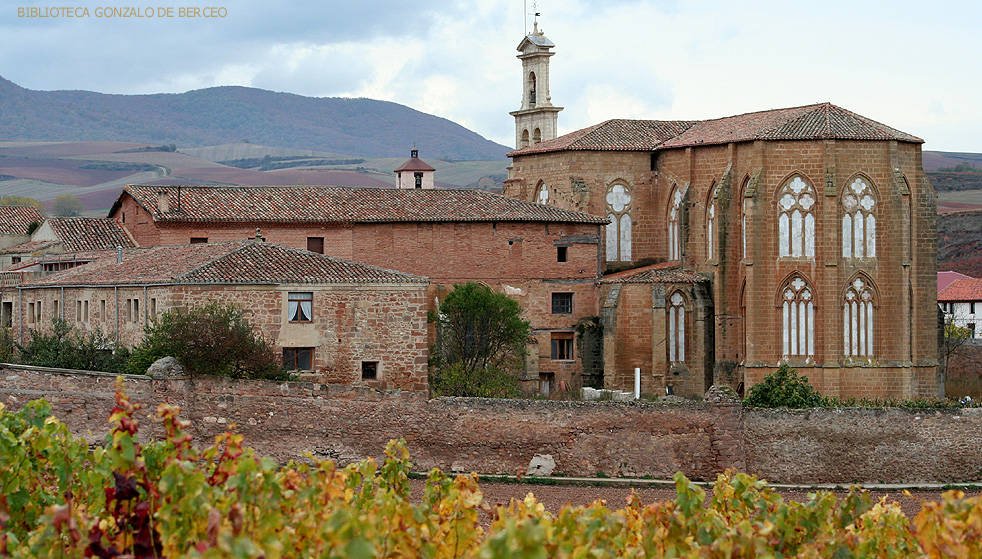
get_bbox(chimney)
[157,190,170,213]
[117,246,123,264]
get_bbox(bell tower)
[510,20,563,149]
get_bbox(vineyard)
[1,383,980,558]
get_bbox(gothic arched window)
[781,275,814,357]
[669,292,686,362]
[778,176,816,258]
[605,183,632,262]
[668,188,683,261]
[842,178,876,258]
[535,182,549,205]
[844,276,875,357]
[707,201,717,262]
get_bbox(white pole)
[634,367,641,400]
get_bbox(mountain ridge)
[0,76,510,161]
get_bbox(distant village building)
[0,217,134,270]
[394,149,436,189]
[506,27,939,399]
[9,241,429,390]
[939,275,982,338]
[0,206,44,267]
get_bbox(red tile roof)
[24,241,426,287]
[601,262,707,284]
[938,271,974,293]
[508,119,696,155]
[46,218,135,252]
[509,103,923,156]
[393,154,436,172]
[0,240,59,255]
[938,278,982,302]
[113,186,607,225]
[0,206,44,235]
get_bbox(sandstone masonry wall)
[3,366,980,484]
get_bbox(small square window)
[283,348,313,371]
[557,246,568,262]
[190,237,208,244]
[307,237,325,254]
[288,292,313,322]
[362,361,379,380]
[11,256,20,264]
[552,293,573,314]
[551,332,574,360]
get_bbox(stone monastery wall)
[2,366,980,484]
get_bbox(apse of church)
[505,25,939,399]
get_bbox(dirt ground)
[411,478,977,521]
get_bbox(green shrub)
[743,364,824,408]
[430,362,521,398]
[127,301,289,380]
[16,318,129,373]
[0,326,14,363]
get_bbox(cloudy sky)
[2,0,980,153]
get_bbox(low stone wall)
[743,407,982,484]
[3,365,981,484]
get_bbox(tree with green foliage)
[429,282,530,397]
[50,193,84,216]
[743,364,825,408]
[16,318,129,373]
[127,301,288,380]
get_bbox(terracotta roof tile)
[25,241,426,287]
[938,278,982,302]
[0,240,59,255]
[938,271,974,293]
[46,218,135,252]
[0,206,44,235]
[115,186,607,225]
[601,262,707,284]
[509,103,922,156]
[508,119,696,156]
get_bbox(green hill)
[0,76,509,161]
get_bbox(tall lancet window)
[669,292,686,363]
[843,276,875,357]
[842,178,877,258]
[781,275,814,357]
[707,201,717,262]
[605,183,632,262]
[536,182,549,205]
[668,188,683,261]
[742,197,750,260]
[778,176,816,258]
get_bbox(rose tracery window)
[668,188,683,261]
[844,277,875,357]
[778,176,815,258]
[842,178,876,258]
[605,183,632,262]
[782,275,814,357]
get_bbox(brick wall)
[3,367,980,483]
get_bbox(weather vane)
[524,0,541,35]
